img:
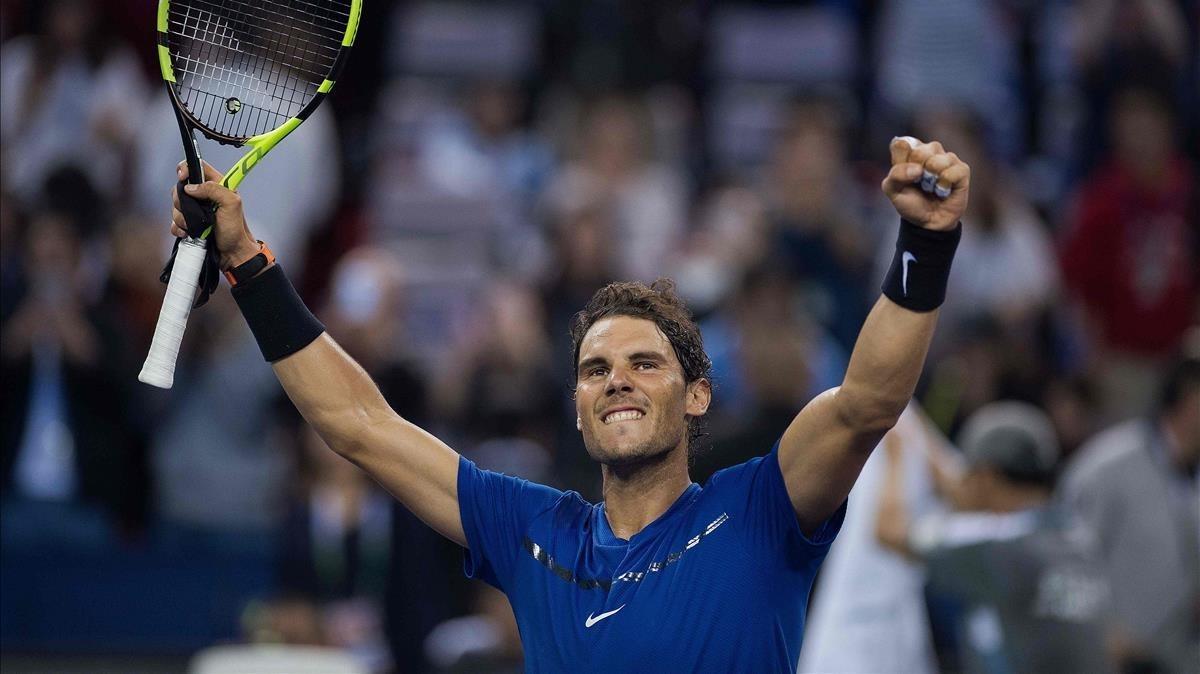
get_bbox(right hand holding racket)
[171,160,260,270]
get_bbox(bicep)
[778,387,883,533]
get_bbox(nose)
[605,366,634,397]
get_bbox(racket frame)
[139,0,361,388]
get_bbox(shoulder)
[703,450,775,492]
[912,510,1039,553]
[1062,419,1151,489]
[458,455,586,519]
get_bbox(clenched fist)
[881,136,970,231]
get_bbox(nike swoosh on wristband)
[585,605,626,628]
[902,251,917,296]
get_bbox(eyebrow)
[577,351,669,374]
[626,351,668,364]
[577,356,609,374]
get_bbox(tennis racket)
[139,0,362,388]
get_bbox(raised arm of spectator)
[171,162,466,547]
[778,137,969,534]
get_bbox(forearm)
[837,296,937,432]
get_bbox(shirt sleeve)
[706,441,847,572]
[457,456,566,591]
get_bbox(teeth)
[603,410,644,424]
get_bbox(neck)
[600,445,692,540]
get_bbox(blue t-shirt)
[458,443,846,672]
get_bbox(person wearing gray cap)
[876,401,1113,674]
[1059,353,1200,673]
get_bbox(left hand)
[882,136,970,231]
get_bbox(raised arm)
[778,137,969,533]
[171,162,466,547]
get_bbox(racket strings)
[166,0,350,141]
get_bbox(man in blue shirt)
[168,136,969,671]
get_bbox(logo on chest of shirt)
[521,512,730,591]
[584,604,626,627]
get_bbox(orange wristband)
[224,240,276,287]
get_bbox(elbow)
[310,400,395,461]
[833,386,905,436]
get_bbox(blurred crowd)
[0,0,1197,672]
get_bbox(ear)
[576,416,583,431]
[685,378,712,417]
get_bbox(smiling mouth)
[602,410,645,424]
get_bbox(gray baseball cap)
[957,401,1060,483]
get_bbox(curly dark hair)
[569,279,713,451]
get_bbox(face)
[574,316,710,466]
[1112,91,1173,181]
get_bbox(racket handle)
[139,238,208,388]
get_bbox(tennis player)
[169,136,968,672]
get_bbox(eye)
[635,361,656,371]
[588,367,609,378]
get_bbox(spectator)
[319,248,466,673]
[437,280,559,450]
[1059,350,1200,673]
[541,95,688,282]
[871,0,1023,161]
[1,202,147,545]
[424,583,522,674]
[876,401,1113,674]
[1060,84,1197,421]
[921,316,1037,439]
[149,292,291,532]
[895,106,1059,362]
[416,80,555,209]
[799,406,943,674]
[696,265,847,480]
[0,0,147,202]
[1070,0,1191,174]
[1040,374,1102,461]
[765,96,874,351]
[265,425,395,673]
[665,184,769,316]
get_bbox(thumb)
[184,180,240,208]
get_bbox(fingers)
[183,180,241,210]
[921,152,954,197]
[885,137,967,200]
[171,207,187,238]
[175,159,224,184]
[936,158,970,196]
[889,136,919,165]
[881,162,923,199]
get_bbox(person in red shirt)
[1060,84,1198,420]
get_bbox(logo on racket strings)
[225,97,242,114]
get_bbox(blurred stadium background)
[0,0,1196,672]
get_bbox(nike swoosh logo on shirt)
[901,251,917,296]
[585,604,626,628]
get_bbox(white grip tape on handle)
[138,238,207,388]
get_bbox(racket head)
[156,0,361,149]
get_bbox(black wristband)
[881,219,961,312]
[231,264,325,362]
